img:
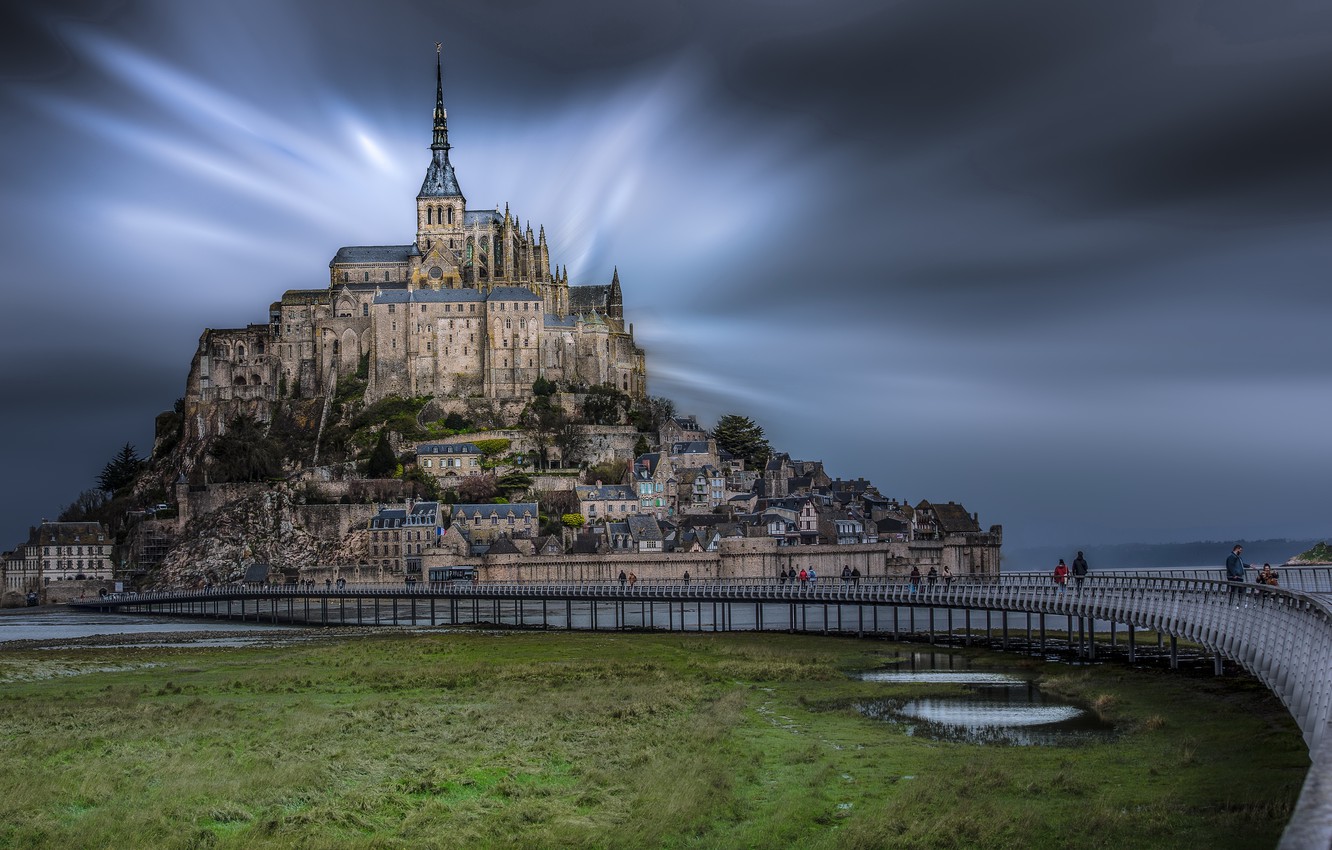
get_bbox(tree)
[532,376,556,397]
[98,443,144,494]
[366,430,397,478]
[713,414,771,470]
[497,472,533,499]
[631,395,675,433]
[457,472,498,503]
[210,416,284,482]
[581,383,628,425]
[59,489,109,523]
[561,513,586,529]
[584,459,628,486]
[633,435,651,457]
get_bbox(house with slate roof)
[625,515,665,553]
[659,415,707,447]
[185,49,646,431]
[451,502,539,546]
[5,521,114,589]
[415,442,483,486]
[367,501,442,577]
[632,453,676,519]
[575,483,639,522]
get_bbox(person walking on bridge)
[1053,560,1069,593]
[927,566,938,588]
[909,566,921,593]
[1072,551,1089,590]
[1226,544,1248,608]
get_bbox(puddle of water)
[856,652,1116,746]
[859,671,1023,684]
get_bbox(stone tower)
[415,45,465,289]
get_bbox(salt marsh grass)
[0,631,1306,849]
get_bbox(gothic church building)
[187,52,646,417]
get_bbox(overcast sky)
[1,0,1329,554]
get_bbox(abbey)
[186,52,646,414]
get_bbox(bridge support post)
[1213,652,1224,676]
[1109,621,1116,653]
[929,607,935,644]
[964,608,971,646]
[946,607,953,643]
[1170,635,1179,670]
[566,599,573,630]
[1027,612,1032,650]
[1002,614,1008,650]
[1040,614,1046,653]
[986,609,992,645]
[858,604,864,638]
[1128,626,1136,662]
[893,607,900,641]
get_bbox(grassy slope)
[0,632,1307,849]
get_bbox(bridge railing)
[91,570,1321,610]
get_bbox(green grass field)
[0,630,1308,849]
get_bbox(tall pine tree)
[712,414,771,470]
[97,443,143,494]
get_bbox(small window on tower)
[364,272,370,281]
[362,304,368,316]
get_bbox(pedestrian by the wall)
[927,566,938,587]
[779,568,787,585]
[1226,544,1248,608]
[798,568,809,585]
[842,565,852,583]
[628,571,637,588]
[618,570,626,587]
[1053,559,1069,593]
[808,567,817,585]
[942,565,952,588]
[682,570,690,586]
[909,565,921,593]
[851,567,861,585]
[1072,551,1089,590]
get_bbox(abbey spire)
[418,43,463,199]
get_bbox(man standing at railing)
[1226,544,1249,608]
[1072,551,1089,590]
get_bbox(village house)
[632,453,676,519]
[451,502,539,545]
[415,442,482,487]
[575,482,639,522]
[5,522,114,589]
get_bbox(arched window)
[237,344,246,358]
[447,206,454,224]
[427,207,433,225]
[235,375,247,386]
[256,341,265,354]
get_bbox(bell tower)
[416,43,465,274]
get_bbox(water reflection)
[856,653,1116,746]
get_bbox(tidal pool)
[856,652,1116,746]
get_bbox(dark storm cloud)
[0,0,1329,553]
